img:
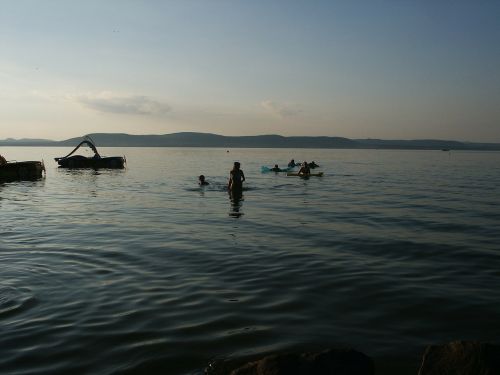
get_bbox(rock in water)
[418,341,500,375]
[229,348,374,375]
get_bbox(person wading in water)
[228,161,245,191]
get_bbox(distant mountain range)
[1,132,500,150]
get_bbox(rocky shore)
[206,341,500,375]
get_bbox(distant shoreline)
[1,132,500,151]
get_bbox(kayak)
[287,172,323,177]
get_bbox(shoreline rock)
[207,341,500,375]
[207,348,374,375]
[418,341,500,375]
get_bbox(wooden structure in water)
[0,161,45,182]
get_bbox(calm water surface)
[1,147,500,374]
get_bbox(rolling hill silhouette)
[1,132,499,150]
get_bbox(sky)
[1,0,499,142]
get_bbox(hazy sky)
[1,1,499,141]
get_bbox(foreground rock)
[227,348,374,375]
[418,341,500,375]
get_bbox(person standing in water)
[228,161,245,191]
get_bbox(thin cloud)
[75,92,171,116]
[261,100,301,119]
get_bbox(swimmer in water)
[270,164,281,172]
[199,175,209,186]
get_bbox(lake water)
[1,147,499,374]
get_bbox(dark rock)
[418,340,500,375]
[228,348,374,375]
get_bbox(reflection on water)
[54,168,126,199]
[229,190,244,218]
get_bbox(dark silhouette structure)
[55,136,125,169]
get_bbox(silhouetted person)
[288,159,296,168]
[298,162,311,176]
[228,161,245,191]
[198,175,209,186]
[270,164,281,172]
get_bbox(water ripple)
[0,285,37,320]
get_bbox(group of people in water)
[270,159,319,174]
[199,159,318,190]
[287,159,319,169]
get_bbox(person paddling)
[297,161,311,176]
